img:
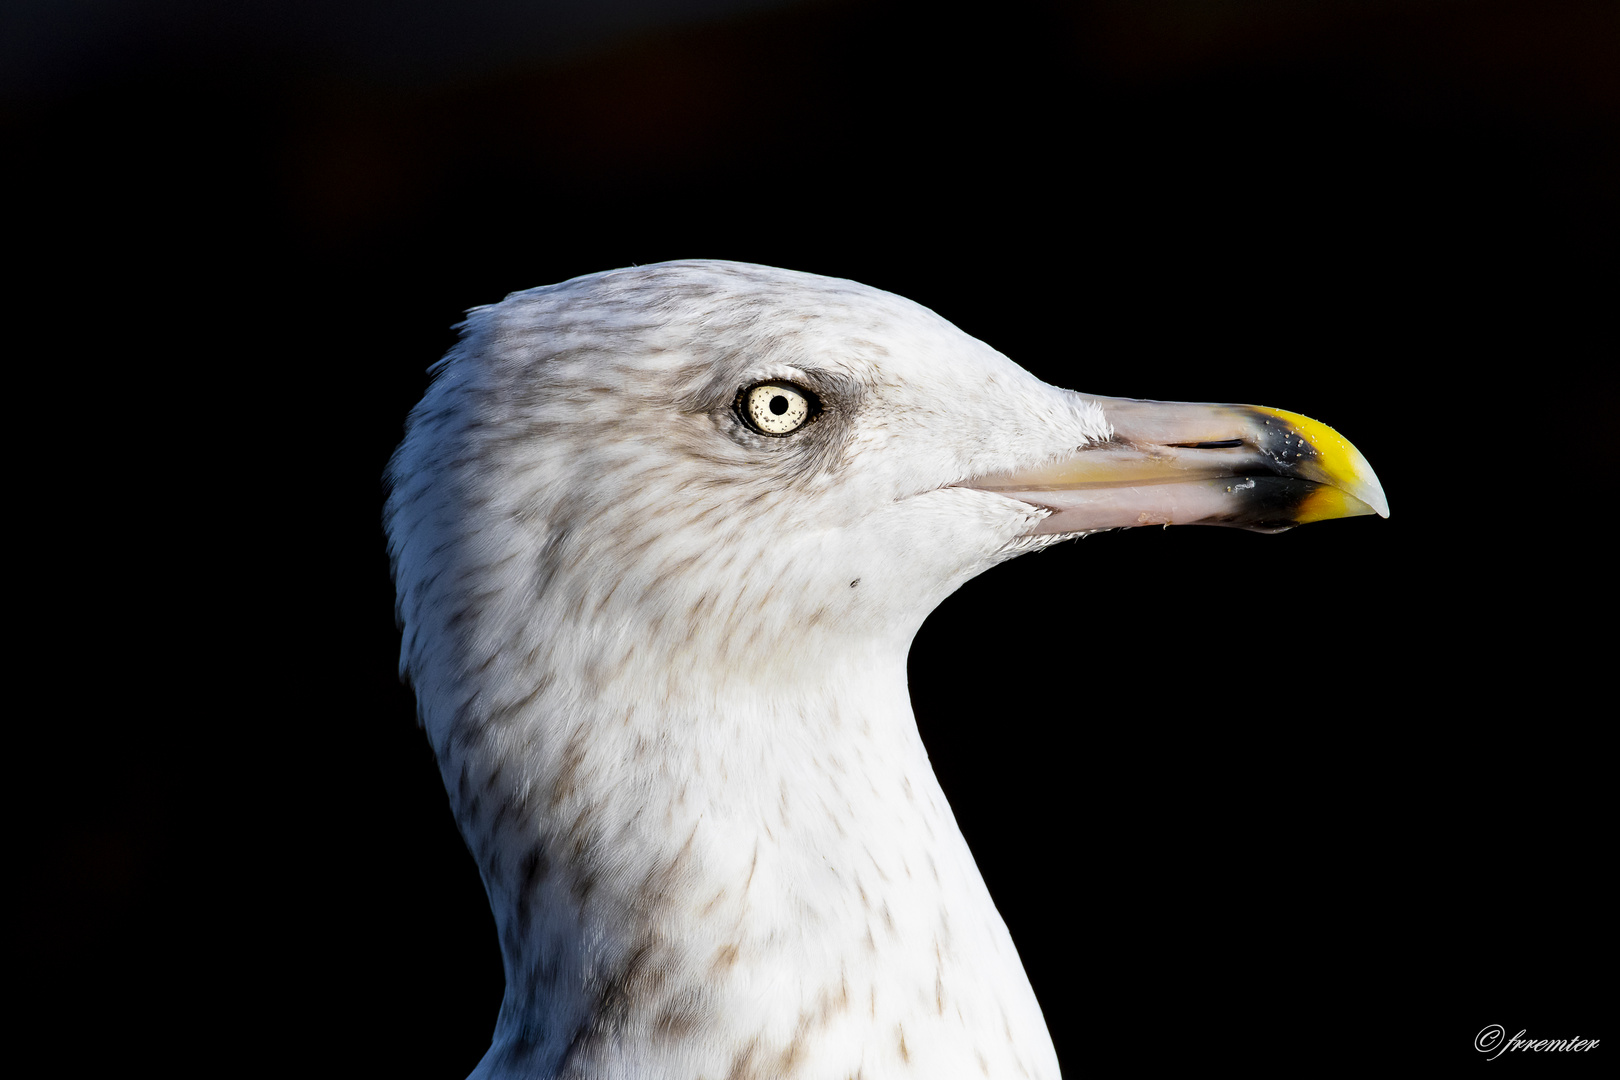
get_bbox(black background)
[12,0,1612,1073]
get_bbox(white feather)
[387,261,1102,1078]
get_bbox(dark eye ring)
[737,381,818,436]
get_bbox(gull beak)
[966,397,1389,535]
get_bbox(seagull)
[385,260,1387,1079]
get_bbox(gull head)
[389,260,1384,709]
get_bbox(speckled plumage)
[386,261,1102,1079]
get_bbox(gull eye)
[738,381,817,436]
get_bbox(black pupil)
[769,395,789,416]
